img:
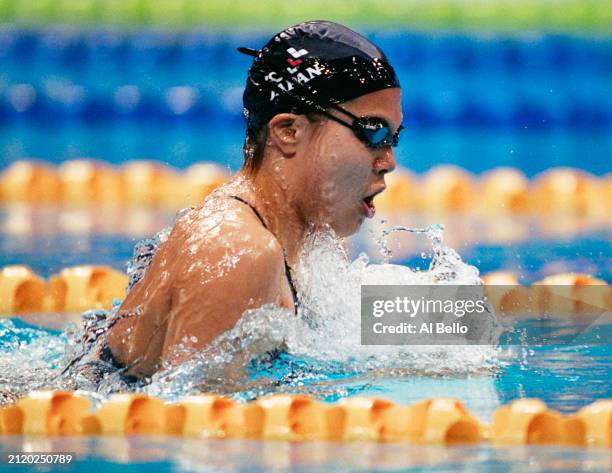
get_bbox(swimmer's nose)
[374,147,396,176]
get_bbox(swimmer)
[104,20,403,378]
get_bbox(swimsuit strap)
[229,195,299,313]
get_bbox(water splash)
[376,223,444,264]
[142,223,499,400]
[0,319,68,404]
[0,222,500,404]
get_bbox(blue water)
[1,213,609,282]
[1,27,611,174]
[0,311,610,472]
[1,437,610,473]
[1,212,609,472]
[0,25,610,472]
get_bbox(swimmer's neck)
[230,166,307,267]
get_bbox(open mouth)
[361,188,384,219]
[361,195,376,218]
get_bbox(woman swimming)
[104,20,403,378]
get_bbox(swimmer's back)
[106,196,295,378]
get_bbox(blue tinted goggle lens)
[310,103,403,149]
[356,118,403,148]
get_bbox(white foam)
[0,223,502,404]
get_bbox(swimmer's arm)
[159,231,287,371]
[106,231,176,377]
[105,283,171,378]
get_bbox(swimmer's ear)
[267,113,310,157]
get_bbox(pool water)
[1,208,610,282]
[0,202,609,473]
[0,307,610,471]
[1,436,611,472]
[0,25,610,473]
[1,27,611,175]
[1,218,610,405]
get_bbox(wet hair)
[241,112,322,175]
[242,122,268,174]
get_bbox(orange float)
[181,163,229,206]
[0,160,61,204]
[533,273,610,316]
[121,160,181,207]
[15,390,99,435]
[420,166,475,212]
[58,159,123,205]
[0,265,47,315]
[531,168,604,216]
[94,393,169,435]
[0,404,23,434]
[1,391,611,447]
[564,399,611,447]
[481,272,533,316]
[481,271,520,285]
[382,398,483,444]
[491,399,564,445]
[46,265,127,312]
[167,394,263,439]
[479,167,530,213]
[374,166,418,214]
[255,394,329,441]
[412,398,483,444]
[328,396,395,441]
[603,173,611,214]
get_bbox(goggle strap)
[311,105,356,130]
[328,103,361,122]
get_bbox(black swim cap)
[238,20,400,131]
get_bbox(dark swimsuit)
[228,195,299,314]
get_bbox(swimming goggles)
[242,50,403,150]
[310,103,404,149]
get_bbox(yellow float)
[121,160,181,207]
[564,399,611,447]
[479,167,530,213]
[0,404,23,434]
[0,391,610,446]
[0,265,47,314]
[58,159,124,205]
[329,396,395,441]
[420,165,475,212]
[94,393,168,435]
[181,163,229,207]
[382,398,483,444]
[533,273,610,316]
[491,398,564,445]
[167,394,263,439]
[531,167,604,216]
[14,390,99,435]
[0,160,61,204]
[255,394,329,441]
[46,265,127,312]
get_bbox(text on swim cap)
[265,58,324,101]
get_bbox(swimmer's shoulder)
[167,196,285,274]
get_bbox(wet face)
[296,88,402,237]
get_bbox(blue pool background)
[0,26,611,175]
[1,23,610,408]
[1,227,610,283]
[1,26,610,284]
[0,24,610,473]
